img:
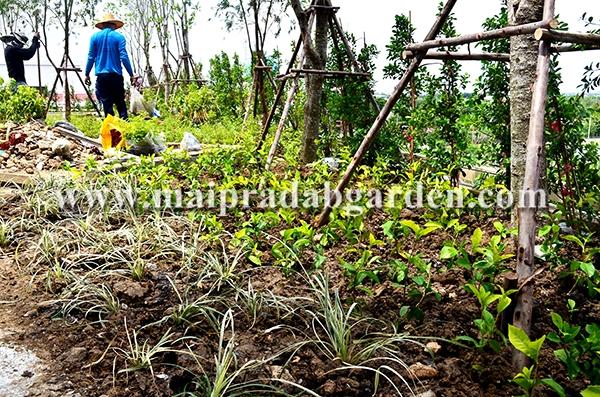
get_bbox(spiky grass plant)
[56,278,120,325]
[307,273,420,395]
[183,310,318,397]
[114,318,193,377]
[129,257,147,281]
[147,276,223,333]
[199,242,245,291]
[234,280,264,329]
[0,219,13,247]
[20,175,66,219]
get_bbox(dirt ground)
[0,185,597,396]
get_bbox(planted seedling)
[508,324,566,397]
[460,284,515,351]
[548,301,600,384]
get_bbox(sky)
[1,0,600,95]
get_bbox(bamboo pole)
[405,18,558,53]
[316,0,459,227]
[265,77,300,171]
[402,50,510,62]
[289,68,371,77]
[512,0,555,371]
[552,44,600,52]
[326,0,380,112]
[535,28,600,46]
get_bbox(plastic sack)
[99,114,127,151]
[129,88,146,116]
[130,88,159,117]
[180,132,202,152]
[128,133,166,156]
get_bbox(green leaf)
[399,220,420,234]
[508,324,545,361]
[440,246,459,260]
[563,234,584,250]
[554,348,568,364]
[471,227,483,253]
[493,221,504,234]
[248,255,261,265]
[497,295,512,314]
[581,386,600,397]
[541,378,566,397]
[580,262,596,278]
[382,220,395,240]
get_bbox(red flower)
[564,163,573,173]
[550,120,562,133]
[561,187,574,197]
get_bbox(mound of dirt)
[0,122,102,174]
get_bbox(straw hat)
[95,13,124,29]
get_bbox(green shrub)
[170,85,220,124]
[0,79,45,123]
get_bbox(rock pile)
[0,122,102,174]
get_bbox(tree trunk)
[301,3,328,164]
[509,0,544,215]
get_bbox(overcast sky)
[3,0,600,94]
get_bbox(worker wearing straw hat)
[1,32,40,86]
[84,13,134,119]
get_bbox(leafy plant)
[0,79,45,123]
[340,249,381,290]
[460,284,515,351]
[548,304,600,384]
[509,325,566,397]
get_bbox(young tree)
[472,6,510,182]
[290,0,328,164]
[47,0,99,119]
[110,0,158,85]
[509,0,544,200]
[172,0,199,81]
[149,0,174,100]
[581,14,600,92]
[216,0,288,123]
[209,51,247,116]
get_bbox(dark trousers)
[96,73,128,119]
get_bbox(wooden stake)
[406,19,558,53]
[512,0,555,371]
[552,44,600,52]
[326,0,380,112]
[535,28,600,46]
[402,50,510,62]
[256,7,316,151]
[316,0,459,227]
[265,77,300,171]
[289,68,371,77]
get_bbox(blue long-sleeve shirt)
[85,27,133,77]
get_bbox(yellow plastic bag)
[99,114,128,151]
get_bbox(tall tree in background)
[149,0,174,100]
[172,0,199,81]
[509,0,544,202]
[47,0,98,119]
[216,0,287,124]
[291,0,328,164]
[0,0,42,34]
[110,0,157,86]
[472,5,510,182]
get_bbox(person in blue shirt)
[85,13,135,119]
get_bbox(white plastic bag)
[129,88,146,115]
[180,132,202,152]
